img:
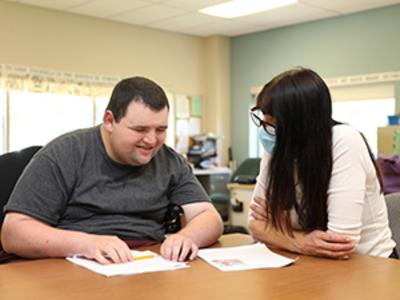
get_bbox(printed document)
[66,250,188,277]
[198,243,296,271]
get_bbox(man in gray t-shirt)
[1,77,223,264]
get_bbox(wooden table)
[1,233,400,300]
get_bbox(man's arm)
[249,197,355,259]
[1,212,133,264]
[160,202,223,261]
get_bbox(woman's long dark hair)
[257,68,333,233]
[257,68,382,234]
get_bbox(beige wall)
[0,1,205,94]
[203,36,230,165]
[0,1,231,164]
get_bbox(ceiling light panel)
[200,0,298,18]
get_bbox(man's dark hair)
[106,76,169,122]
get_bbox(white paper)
[198,243,296,271]
[66,250,189,277]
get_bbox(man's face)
[103,101,168,166]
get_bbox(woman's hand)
[249,196,268,221]
[296,230,356,259]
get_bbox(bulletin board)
[174,94,202,155]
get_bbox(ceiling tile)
[19,0,89,10]
[3,0,400,37]
[182,19,260,37]
[148,12,221,31]
[301,0,400,14]
[67,0,149,18]
[108,3,188,25]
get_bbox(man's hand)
[297,230,356,259]
[160,233,198,262]
[159,202,222,262]
[79,234,133,264]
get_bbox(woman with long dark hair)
[249,68,396,258]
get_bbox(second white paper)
[198,243,296,271]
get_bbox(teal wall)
[231,4,400,165]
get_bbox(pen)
[132,254,156,261]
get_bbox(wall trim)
[0,63,121,86]
[250,70,400,95]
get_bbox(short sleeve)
[167,155,210,206]
[4,153,71,225]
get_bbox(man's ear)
[103,110,115,132]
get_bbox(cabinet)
[377,125,400,155]
[194,167,231,222]
[194,167,231,195]
[227,183,255,230]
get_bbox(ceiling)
[3,0,400,37]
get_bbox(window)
[249,95,262,157]
[248,95,395,158]
[95,96,109,125]
[165,92,175,148]
[332,98,395,155]
[9,91,93,151]
[0,89,6,153]
[0,65,182,156]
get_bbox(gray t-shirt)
[4,126,210,241]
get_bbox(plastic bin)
[388,115,400,125]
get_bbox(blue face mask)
[259,127,276,155]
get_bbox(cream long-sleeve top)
[251,124,395,257]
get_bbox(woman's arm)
[249,196,355,259]
[325,126,371,244]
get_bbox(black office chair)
[211,158,262,234]
[0,146,42,251]
[231,158,261,184]
[163,203,184,234]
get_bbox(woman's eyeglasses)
[249,107,276,136]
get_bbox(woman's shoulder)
[332,124,369,157]
[332,124,364,144]
[332,124,360,137]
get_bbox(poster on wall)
[175,94,190,118]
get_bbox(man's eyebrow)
[128,125,168,129]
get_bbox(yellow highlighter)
[132,254,156,261]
